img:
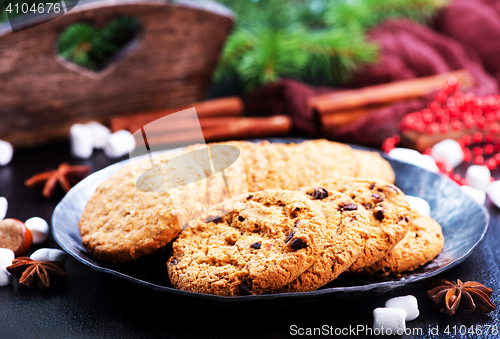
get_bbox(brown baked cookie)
[351,149,395,184]
[363,209,444,277]
[79,152,208,263]
[293,139,359,184]
[257,140,394,189]
[255,139,360,190]
[167,189,328,296]
[209,140,270,202]
[184,141,269,205]
[190,139,394,194]
[279,187,372,292]
[192,141,248,206]
[236,141,271,193]
[255,141,307,190]
[322,180,411,272]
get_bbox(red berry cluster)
[384,132,500,185]
[382,135,400,153]
[398,76,500,135]
[383,76,500,185]
[457,132,500,169]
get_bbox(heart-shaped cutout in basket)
[56,16,140,76]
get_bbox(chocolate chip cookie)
[322,180,411,272]
[167,189,328,296]
[363,209,444,276]
[279,187,372,292]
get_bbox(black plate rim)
[52,140,490,302]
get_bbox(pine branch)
[303,28,378,84]
[57,23,99,70]
[214,29,257,81]
[325,0,448,29]
[216,0,380,91]
[215,0,445,91]
[237,27,309,91]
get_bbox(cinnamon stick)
[125,117,245,135]
[110,96,244,132]
[203,116,292,142]
[320,104,389,129]
[136,115,292,146]
[310,70,473,115]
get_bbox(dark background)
[0,141,499,339]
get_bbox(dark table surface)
[0,141,499,339]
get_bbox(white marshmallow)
[0,197,7,221]
[70,124,94,159]
[0,248,14,287]
[0,248,15,267]
[487,181,500,208]
[406,196,431,217]
[373,308,406,335]
[30,248,67,263]
[385,295,420,321]
[25,217,49,244]
[420,155,439,173]
[104,130,136,159]
[0,139,13,166]
[388,148,422,162]
[0,267,11,287]
[465,165,491,192]
[388,148,438,173]
[431,139,464,168]
[86,121,111,149]
[461,185,486,205]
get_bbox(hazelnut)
[0,218,33,256]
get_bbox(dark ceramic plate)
[52,139,489,302]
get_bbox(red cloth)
[357,20,497,97]
[246,78,331,136]
[246,7,500,147]
[435,0,500,84]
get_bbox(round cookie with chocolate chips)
[322,180,411,273]
[167,189,328,296]
[363,209,444,277]
[279,187,373,292]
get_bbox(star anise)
[428,279,496,316]
[6,257,68,289]
[25,163,90,199]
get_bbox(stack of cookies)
[78,139,444,296]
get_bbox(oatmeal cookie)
[363,209,444,276]
[293,139,359,184]
[280,187,372,292]
[351,149,395,184]
[257,140,395,190]
[167,189,328,296]
[184,141,269,204]
[256,141,309,190]
[79,152,208,263]
[322,180,411,272]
